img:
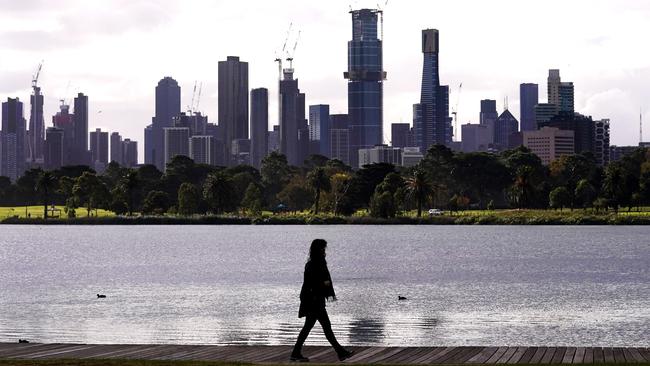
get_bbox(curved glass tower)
[345,9,386,167]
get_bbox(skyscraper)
[391,123,410,148]
[218,56,249,166]
[330,114,350,165]
[345,9,386,167]
[44,127,64,171]
[89,128,109,167]
[110,132,123,165]
[250,88,269,168]
[146,77,181,170]
[164,127,190,169]
[190,135,214,165]
[29,86,45,162]
[309,105,330,157]
[548,69,561,107]
[480,99,498,143]
[1,98,27,181]
[594,119,610,166]
[559,82,575,113]
[520,83,539,131]
[52,103,74,166]
[72,93,91,166]
[279,68,307,166]
[122,139,138,168]
[494,110,519,150]
[414,29,452,152]
[539,111,595,155]
[547,69,574,114]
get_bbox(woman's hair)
[309,239,327,262]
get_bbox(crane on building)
[32,61,43,92]
[377,0,388,41]
[275,22,293,81]
[451,82,463,142]
[195,82,203,113]
[188,81,198,114]
[286,30,301,70]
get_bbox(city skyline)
[1,0,649,162]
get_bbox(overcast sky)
[1,0,649,162]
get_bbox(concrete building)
[559,82,575,113]
[231,138,251,166]
[402,147,424,167]
[145,77,181,170]
[548,69,562,107]
[523,127,574,165]
[71,93,91,166]
[122,139,138,168]
[110,132,123,165]
[219,56,249,166]
[163,127,190,169]
[494,110,519,150]
[268,125,280,153]
[172,112,208,137]
[520,83,539,131]
[250,88,268,168]
[190,135,214,165]
[330,114,350,165]
[594,119,610,166]
[44,127,64,170]
[358,145,401,166]
[29,85,45,162]
[610,145,639,162]
[391,123,410,148]
[309,104,330,157]
[1,98,27,181]
[534,103,560,127]
[279,68,307,166]
[413,29,452,152]
[52,103,74,166]
[461,123,492,152]
[346,9,386,167]
[90,128,109,167]
[540,111,595,155]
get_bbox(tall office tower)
[534,103,559,127]
[146,77,181,170]
[309,104,330,157]
[190,135,214,165]
[594,119,610,167]
[268,125,280,153]
[391,123,410,148]
[414,29,452,153]
[480,99,498,143]
[44,127,64,170]
[539,111,595,154]
[89,128,109,166]
[29,85,45,162]
[1,98,27,181]
[559,82,575,113]
[345,8,386,167]
[218,56,249,166]
[205,122,223,166]
[547,69,561,106]
[279,68,308,166]
[164,127,190,169]
[110,132,123,165]
[494,110,519,150]
[172,112,208,137]
[122,139,138,168]
[52,103,74,166]
[520,83,539,131]
[73,93,89,158]
[250,88,269,168]
[330,114,350,165]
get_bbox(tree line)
[1,145,649,219]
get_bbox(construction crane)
[32,61,43,91]
[377,0,388,41]
[286,30,301,69]
[274,22,293,81]
[188,81,198,114]
[195,82,203,113]
[451,82,463,142]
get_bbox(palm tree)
[513,166,534,209]
[123,170,139,216]
[203,171,235,214]
[406,168,433,218]
[307,167,331,214]
[36,171,58,220]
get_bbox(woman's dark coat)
[298,259,336,318]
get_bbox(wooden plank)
[628,348,647,363]
[529,347,549,364]
[486,347,510,364]
[603,348,615,363]
[496,347,519,364]
[467,347,499,364]
[4,344,72,358]
[612,348,625,364]
[410,347,447,364]
[341,346,386,363]
[446,347,484,364]
[380,347,422,363]
[506,347,529,364]
[593,347,604,363]
[562,347,577,364]
[422,347,463,364]
[251,345,295,362]
[551,347,567,364]
[29,345,97,359]
[573,347,586,364]
[540,347,557,364]
[517,347,538,364]
[363,346,407,364]
[621,348,638,364]
[84,345,156,359]
[583,348,594,364]
[0,343,49,357]
[635,348,650,362]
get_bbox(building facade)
[218,56,249,166]
[146,77,181,170]
[494,110,519,150]
[110,132,123,165]
[330,114,350,166]
[29,86,45,162]
[461,123,492,152]
[523,127,574,165]
[89,128,109,166]
[594,119,610,166]
[534,103,560,127]
[1,98,27,181]
[309,104,330,157]
[190,135,214,165]
[519,83,539,131]
[540,111,595,155]
[345,9,386,167]
[358,145,401,166]
[71,93,90,166]
[279,68,308,166]
[122,139,138,168]
[163,127,190,169]
[391,123,410,148]
[44,127,64,170]
[402,147,424,167]
[250,88,269,168]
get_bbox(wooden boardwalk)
[0,344,648,364]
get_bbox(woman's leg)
[292,315,318,356]
[316,309,345,353]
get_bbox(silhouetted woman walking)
[291,239,353,362]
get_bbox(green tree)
[203,171,237,214]
[278,177,313,213]
[177,183,201,216]
[370,191,396,218]
[119,171,140,216]
[241,183,263,216]
[510,166,535,209]
[406,168,433,218]
[328,172,353,216]
[575,179,597,209]
[142,191,170,215]
[307,167,331,214]
[36,171,58,219]
[261,152,291,206]
[549,186,571,211]
[73,172,102,216]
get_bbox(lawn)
[0,206,115,220]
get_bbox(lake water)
[0,225,648,347]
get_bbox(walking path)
[0,343,648,364]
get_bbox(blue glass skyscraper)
[345,9,386,167]
[414,29,452,152]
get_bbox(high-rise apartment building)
[1,98,27,181]
[110,132,123,165]
[250,88,268,168]
[594,119,610,167]
[163,127,190,169]
[345,9,386,167]
[190,135,214,165]
[391,123,410,148]
[122,139,138,168]
[547,69,574,114]
[523,127,574,165]
[309,105,330,157]
[71,93,91,166]
[330,114,350,166]
[44,127,64,170]
[29,86,45,162]
[218,56,249,166]
[279,68,307,166]
[520,83,539,131]
[414,29,452,152]
[145,77,181,170]
[52,103,74,166]
[89,128,109,166]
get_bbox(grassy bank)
[0,206,114,220]
[2,208,650,225]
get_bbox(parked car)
[428,208,444,216]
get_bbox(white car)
[428,209,444,216]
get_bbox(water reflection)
[346,318,385,344]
